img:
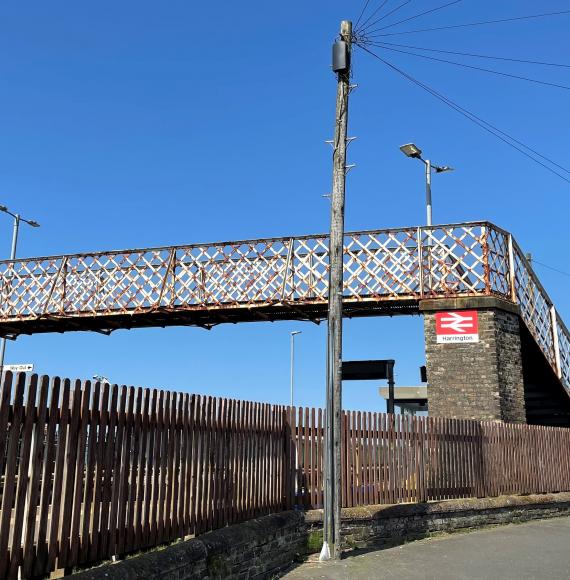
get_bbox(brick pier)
[421,297,527,423]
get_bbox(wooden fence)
[0,372,569,579]
[293,410,570,508]
[0,373,287,579]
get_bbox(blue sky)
[0,1,569,412]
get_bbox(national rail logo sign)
[435,310,479,344]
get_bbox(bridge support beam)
[420,297,526,423]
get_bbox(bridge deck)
[0,221,568,393]
[1,298,422,334]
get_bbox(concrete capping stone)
[305,493,570,523]
[419,296,520,315]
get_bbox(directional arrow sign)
[435,311,479,343]
[3,363,34,372]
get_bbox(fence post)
[417,227,424,298]
[476,422,486,498]
[287,406,298,509]
[415,416,427,503]
[281,238,294,300]
[550,306,563,379]
[507,234,517,303]
[283,407,291,509]
[481,225,491,295]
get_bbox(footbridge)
[0,221,568,424]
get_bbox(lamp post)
[290,331,302,407]
[399,143,454,226]
[0,206,40,375]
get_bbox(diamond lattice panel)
[294,237,329,303]
[420,226,487,296]
[0,259,63,318]
[174,240,293,308]
[556,318,570,390]
[486,228,511,298]
[344,230,420,300]
[514,250,556,367]
[63,251,170,315]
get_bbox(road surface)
[282,517,570,580]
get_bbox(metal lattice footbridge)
[0,221,568,392]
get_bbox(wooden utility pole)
[323,19,352,562]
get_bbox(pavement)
[281,517,570,580]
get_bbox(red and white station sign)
[435,310,479,344]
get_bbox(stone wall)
[421,297,526,422]
[494,309,527,422]
[307,493,570,551]
[73,511,307,580]
[74,493,570,579]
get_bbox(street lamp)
[399,143,454,226]
[290,331,302,407]
[0,205,41,375]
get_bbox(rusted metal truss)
[0,221,568,392]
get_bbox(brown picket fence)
[0,373,288,579]
[293,410,570,509]
[0,372,569,579]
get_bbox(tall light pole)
[399,143,454,226]
[0,205,40,375]
[290,331,302,407]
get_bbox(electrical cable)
[359,0,413,33]
[355,0,374,30]
[366,42,570,91]
[354,43,570,174]
[371,41,570,69]
[358,0,392,32]
[532,260,570,278]
[355,44,570,184]
[364,0,464,34]
[363,10,570,37]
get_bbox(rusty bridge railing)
[0,221,568,391]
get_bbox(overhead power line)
[355,44,570,184]
[355,0,374,29]
[367,42,570,91]
[358,0,392,31]
[363,0,464,35]
[360,0,413,33]
[533,260,570,279]
[373,41,570,69]
[364,10,570,37]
